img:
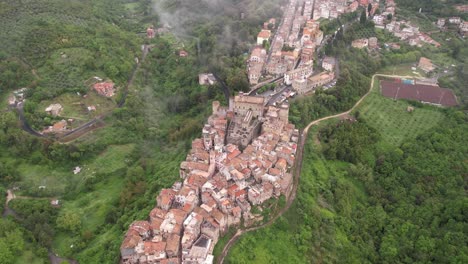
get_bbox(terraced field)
[353,79,444,147]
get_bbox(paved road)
[217,73,415,263]
[249,76,284,95]
[16,45,151,143]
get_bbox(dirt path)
[217,73,415,263]
[2,190,78,263]
[6,189,15,204]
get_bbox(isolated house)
[322,56,336,72]
[93,82,115,97]
[418,57,435,73]
[147,26,155,38]
[199,73,217,86]
[257,29,271,45]
[179,50,189,57]
[45,104,63,116]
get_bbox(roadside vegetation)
[0,0,466,263]
[228,2,467,263]
[0,0,291,262]
[228,108,467,263]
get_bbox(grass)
[377,63,425,77]
[37,92,116,125]
[16,163,72,196]
[212,227,237,263]
[15,248,46,264]
[124,2,139,13]
[353,78,444,147]
[12,144,133,198]
[227,75,448,261]
[52,144,135,257]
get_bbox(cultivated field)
[353,78,444,147]
[38,92,116,125]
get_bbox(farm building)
[380,80,458,107]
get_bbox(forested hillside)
[0,0,289,263]
[228,105,467,264]
[1,0,467,263]
[227,0,467,262]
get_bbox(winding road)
[2,190,78,264]
[217,73,416,263]
[15,45,151,143]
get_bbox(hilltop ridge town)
[120,1,366,263]
[120,0,464,263]
[121,94,298,264]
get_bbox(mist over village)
[0,0,466,264]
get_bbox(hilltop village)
[119,0,465,263]
[121,95,298,264]
[120,1,369,263]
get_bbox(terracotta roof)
[227,184,240,196]
[251,47,266,58]
[144,241,166,254]
[269,167,281,176]
[129,221,150,235]
[157,189,176,207]
[150,208,167,220]
[186,174,208,187]
[235,189,247,198]
[52,120,67,131]
[192,139,205,149]
[160,258,180,264]
[121,230,142,249]
[166,233,181,253]
[276,158,287,170]
[211,209,225,224]
[181,161,210,172]
[182,202,194,213]
[194,206,210,217]
[168,209,188,224]
[232,206,242,216]
[262,182,273,193]
[93,82,115,97]
[257,29,271,39]
[150,217,164,231]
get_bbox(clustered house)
[121,94,299,264]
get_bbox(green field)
[353,78,444,147]
[11,143,134,198]
[226,126,362,263]
[37,86,116,121]
[377,63,425,77]
[16,163,72,196]
[52,144,134,256]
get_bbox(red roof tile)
[381,80,457,106]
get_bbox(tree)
[0,239,14,264]
[56,211,82,234]
[360,10,367,24]
[5,229,24,253]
